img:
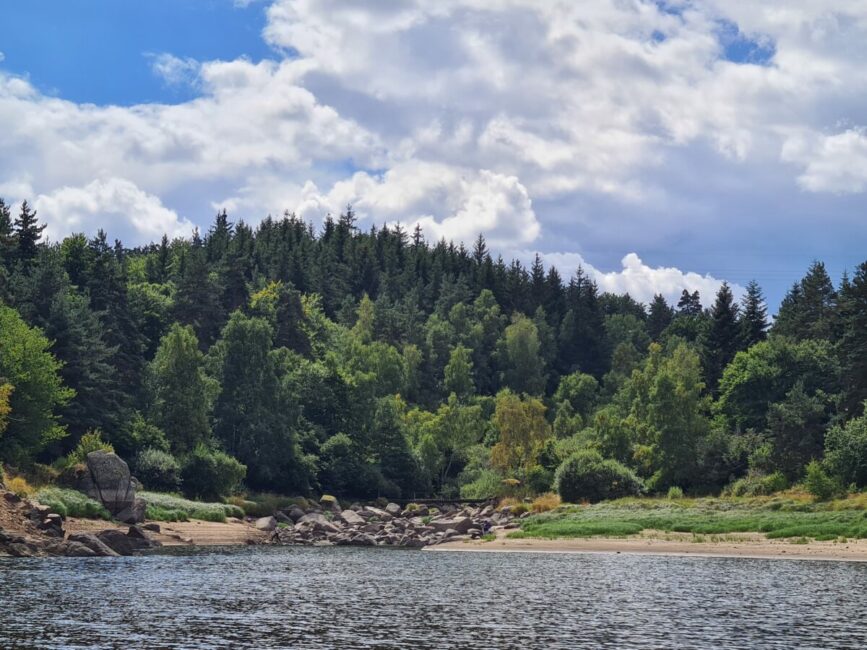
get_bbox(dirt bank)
[65,517,267,547]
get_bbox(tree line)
[1,198,866,501]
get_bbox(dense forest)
[1,197,866,502]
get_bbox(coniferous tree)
[838,262,867,416]
[703,282,740,393]
[739,280,768,349]
[13,201,46,267]
[774,261,837,341]
[646,294,674,341]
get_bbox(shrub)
[667,486,684,500]
[181,444,246,501]
[35,487,111,519]
[241,493,306,517]
[531,492,561,513]
[136,448,182,492]
[67,430,114,465]
[460,470,504,499]
[554,450,644,503]
[7,476,34,498]
[140,491,244,522]
[824,411,867,488]
[804,461,844,502]
[727,471,789,497]
[525,465,554,494]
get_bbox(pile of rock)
[0,483,160,558]
[262,499,522,548]
[72,451,146,524]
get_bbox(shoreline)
[65,517,267,547]
[423,529,867,563]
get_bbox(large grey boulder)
[255,516,277,531]
[339,509,365,526]
[67,533,120,557]
[96,527,160,556]
[385,503,402,516]
[428,516,474,534]
[78,452,143,523]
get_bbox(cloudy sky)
[2,1,866,309]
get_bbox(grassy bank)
[510,493,867,542]
[140,492,245,523]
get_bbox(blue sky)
[1,1,866,310]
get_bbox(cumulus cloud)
[534,251,740,307]
[2,0,867,300]
[35,178,196,244]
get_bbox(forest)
[1,198,866,503]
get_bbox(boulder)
[274,511,293,525]
[67,533,120,557]
[286,506,306,522]
[339,509,365,526]
[385,503,402,516]
[319,495,341,513]
[429,516,474,534]
[62,541,98,558]
[255,516,277,532]
[363,506,392,520]
[96,528,159,556]
[142,523,161,533]
[78,451,143,522]
[115,497,146,525]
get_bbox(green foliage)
[444,345,474,399]
[35,487,111,520]
[0,305,73,464]
[804,461,844,502]
[140,491,244,522]
[667,486,684,499]
[66,430,114,465]
[554,450,644,503]
[725,472,788,497]
[181,444,246,501]
[824,405,867,487]
[136,448,182,492]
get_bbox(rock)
[363,506,392,520]
[429,516,474,534]
[274,511,293,525]
[286,506,306,522]
[3,492,21,504]
[255,516,277,532]
[95,528,159,556]
[67,533,120,557]
[319,494,341,513]
[479,505,494,518]
[297,512,329,526]
[350,533,376,546]
[78,451,143,522]
[339,509,365,526]
[142,523,161,533]
[468,528,482,538]
[385,503,402,516]
[115,497,146,525]
[7,542,33,557]
[62,541,98,557]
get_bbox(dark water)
[1,547,866,649]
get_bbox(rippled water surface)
[1,546,866,649]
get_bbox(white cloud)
[535,251,740,307]
[149,53,200,87]
[782,128,867,193]
[35,178,196,244]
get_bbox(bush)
[554,450,644,503]
[136,448,182,492]
[35,487,111,519]
[7,476,35,498]
[526,465,554,494]
[667,486,684,500]
[804,461,844,502]
[824,411,867,488]
[726,471,789,497]
[531,492,561,513]
[67,430,114,465]
[181,444,246,501]
[460,470,503,499]
[241,493,307,517]
[140,491,245,522]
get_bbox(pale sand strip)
[424,528,867,562]
[66,517,266,546]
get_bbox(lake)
[1,546,865,648]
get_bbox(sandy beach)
[65,517,267,547]
[424,528,867,562]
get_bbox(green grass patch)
[514,495,867,541]
[35,487,111,520]
[140,491,244,523]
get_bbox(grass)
[35,487,111,520]
[511,493,867,542]
[7,476,35,498]
[531,492,561,513]
[140,492,245,523]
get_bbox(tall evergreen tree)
[13,201,46,266]
[703,282,740,393]
[774,261,837,341]
[739,280,768,349]
[646,294,674,341]
[838,262,867,416]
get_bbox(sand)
[65,517,267,547]
[424,528,867,562]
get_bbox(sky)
[1,0,866,310]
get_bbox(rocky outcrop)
[76,451,144,524]
[268,500,514,549]
[95,526,161,556]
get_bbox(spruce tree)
[14,201,46,266]
[646,294,674,341]
[703,282,740,393]
[739,280,768,349]
[838,262,867,416]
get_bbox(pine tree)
[646,294,674,341]
[677,289,702,316]
[0,198,15,269]
[739,280,768,349]
[703,282,740,393]
[838,262,867,416]
[14,201,46,266]
[774,261,837,341]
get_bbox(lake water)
[1,546,865,649]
